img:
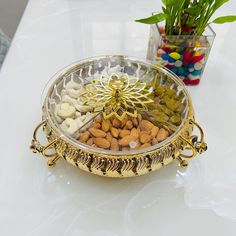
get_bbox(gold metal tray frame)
[30,56,207,178]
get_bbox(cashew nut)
[62,95,77,106]
[57,103,76,119]
[54,107,63,123]
[75,117,84,128]
[66,81,83,99]
[61,89,67,96]
[60,118,78,135]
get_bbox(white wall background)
[0,0,29,38]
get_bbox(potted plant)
[136,0,236,85]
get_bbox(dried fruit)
[93,138,110,149]
[79,131,90,142]
[95,115,102,123]
[102,119,110,132]
[140,133,152,144]
[140,143,151,149]
[119,129,130,138]
[112,118,121,128]
[130,128,139,140]
[89,128,106,138]
[106,132,113,142]
[126,120,133,130]
[152,138,158,145]
[111,138,119,151]
[151,126,159,138]
[119,135,136,146]
[140,120,154,131]
[87,138,93,145]
[131,117,138,127]
[156,128,169,142]
[92,123,101,129]
[121,117,128,128]
[111,127,119,138]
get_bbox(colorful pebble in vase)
[157,47,205,85]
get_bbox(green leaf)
[162,0,167,6]
[184,6,201,15]
[212,15,236,24]
[135,13,167,24]
[213,0,229,11]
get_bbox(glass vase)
[147,23,216,85]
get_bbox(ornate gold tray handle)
[30,120,61,167]
[177,119,207,168]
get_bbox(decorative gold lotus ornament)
[82,73,154,120]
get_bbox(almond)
[137,114,142,123]
[156,128,169,142]
[119,129,130,138]
[86,138,94,145]
[140,130,150,136]
[112,118,121,128]
[92,122,101,129]
[111,138,119,151]
[89,128,106,138]
[151,126,159,138]
[140,143,151,149]
[93,138,110,149]
[121,117,128,128]
[102,119,110,132]
[130,128,139,140]
[140,120,154,131]
[95,115,102,123]
[79,131,90,143]
[152,138,158,145]
[111,127,119,138]
[119,135,136,146]
[140,133,151,144]
[106,132,113,142]
[126,120,133,130]
[131,117,138,127]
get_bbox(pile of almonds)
[78,114,170,151]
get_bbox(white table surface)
[1,0,236,235]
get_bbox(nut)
[121,117,128,128]
[131,117,138,127]
[112,118,121,128]
[140,133,151,144]
[111,127,119,138]
[61,118,78,135]
[106,132,113,142]
[119,135,136,146]
[126,120,133,130]
[111,138,119,151]
[130,128,139,140]
[151,126,159,138]
[89,128,106,138]
[102,119,110,132]
[156,128,169,142]
[140,120,154,131]
[92,122,101,129]
[119,130,130,138]
[57,103,76,119]
[95,115,102,123]
[93,138,110,149]
[79,131,90,143]
[152,138,158,145]
[140,143,151,149]
[86,138,93,145]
